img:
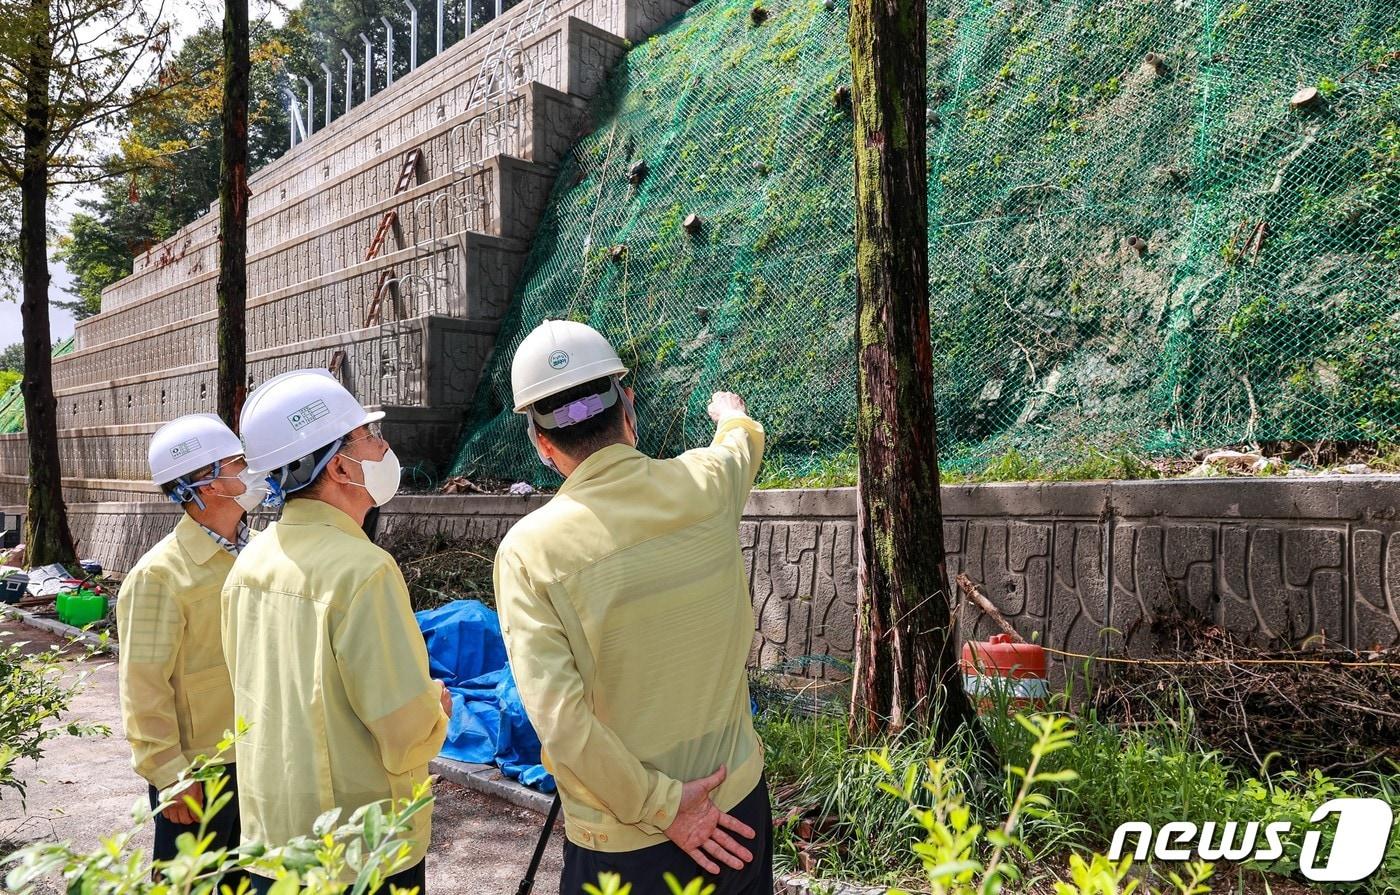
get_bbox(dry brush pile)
[375,526,498,613]
[1093,623,1400,774]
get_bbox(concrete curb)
[1,604,116,654]
[429,756,556,815]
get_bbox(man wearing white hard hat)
[494,320,772,895]
[221,369,450,893]
[117,413,267,874]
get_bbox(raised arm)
[704,391,766,517]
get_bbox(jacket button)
[597,833,608,844]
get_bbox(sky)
[0,0,285,356]
[0,265,78,347]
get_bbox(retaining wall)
[6,477,1395,680]
[2,0,696,493]
[0,0,700,504]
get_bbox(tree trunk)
[20,0,78,568]
[846,0,977,743]
[216,0,250,428]
[19,0,77,571]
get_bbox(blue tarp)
[416,600,554,792]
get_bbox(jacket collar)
[277,498,370,541]
[556,442,643,497]
[174,512,223,566]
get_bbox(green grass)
[752,446,1163,489]
[754,449,859,489]
[755,696,1400,892]
[759,709,1001,886]
[1370,441,1400,471]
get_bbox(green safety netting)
[0,337,73,434]
[441,0,1398,485]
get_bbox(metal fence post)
[382,16,396,85]
[360,32,373,102]
[342,47,354,112]
[403,0,419,70]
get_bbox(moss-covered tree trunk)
[217,0,250,428]
[847,0,976,743]
[20,0,78,568]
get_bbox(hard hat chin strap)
[267,436,346,506]
[167,459,221,511]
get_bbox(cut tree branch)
[955,572,1021,641]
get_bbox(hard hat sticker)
[548,350,570,370]
[288,399,330,431]
[170,437,201,458]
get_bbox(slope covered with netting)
[0,338,75,434]
[452,0,1400,486]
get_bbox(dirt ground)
[0,620,563,894]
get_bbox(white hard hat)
[511,320,628,412]
[240,369,384,474]
[148,414,244,486]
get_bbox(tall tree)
[0,0,166,565]
[15,0,74,565]
[217,0,250,427]
[846,0,978,741]
[52,210,128,319]
[54,20,294,317]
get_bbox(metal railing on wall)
[284,0,559,153]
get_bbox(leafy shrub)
[0,630,107,803]
[875,714,1214,895]
[760,703,1400,893]
[4,736,434,894]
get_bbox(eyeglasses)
[342,422,385,449]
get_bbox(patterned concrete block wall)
[0,477,157,505]
[23,0,686,502]
[109,83,540,307]
[48,315,489,432]
[87,83,584,319]
[0,318,498,486]
[234,13,624,221]
[72,210,528,366]
[8,478,1395,679]
[0,428,156,482]
[89,13,627,315]
[55,225,529,393]
[25,27,627,466]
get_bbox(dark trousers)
[248,859,425,894]
[561,776,773,895]
[148,762,246,888]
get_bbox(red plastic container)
[960,633,1048,714]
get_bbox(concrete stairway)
[0,0,691,504]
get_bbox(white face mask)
[217,467,271,513]
[342,447,401,507]
[526,418,560,474]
